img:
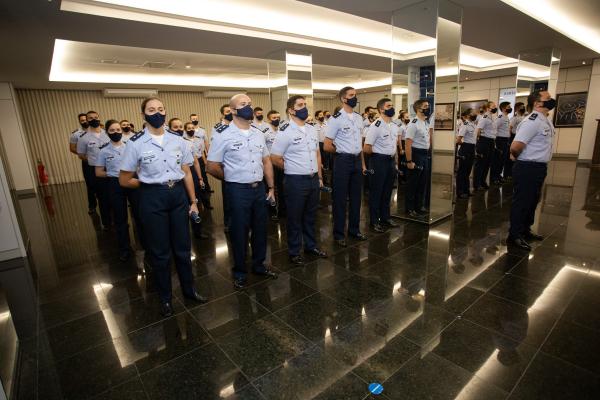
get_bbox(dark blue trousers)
[369,153,396,224]
[456,143,475,195]
[504,134,516,178]
[225,181,268,279]
[221,180,230,229]
[107,177,132,254]
[405,148,429,212]
[398,140,407,184]
[139,181,194,303]
[509,161,547,239]
[199,157,211,192]
[491,137,510,182]
[332,153,363,240]
[82,160,97,210]
[284,174,320,255]
[95,176,112,227]
[189,168,204,237]
[474,136,495,188]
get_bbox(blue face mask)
[346,96,358,108]
[294,107,309,121]
[109,133,122,142]
[235,105,254,120]
[384,107,396,117]
[421,108,431,118]
[271,119,280,127]
[224,113,233,122]
[145,112,166,129]
[542,98,556,110]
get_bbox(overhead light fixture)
[185,65,191,69]
[103,88,158,97]
[582,61,587,65]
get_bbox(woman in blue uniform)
[119,97,207,317]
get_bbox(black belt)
[336,153,361,158]
[141,180,182,189]
[371,153,395,159]
[515,160,547,167]
[479,136,494,141]
[227,181,263,188]
[285,173,319,179]
[412,148,428,153]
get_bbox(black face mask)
[108,133,122,142]
[186,130,195,137]
[88,119,100,128]
[317,117,325,122]
[224,113,233,122]
[192,120,199,126]
[421,108,431,118]
[122,126,131,133]
[325,115,331,119]
[469,115,477,121]
[505,108,513,114]
[80,121,89,129]
[144,112,166,129]
[490,108,498,114]
[271,119,280,127]
[256,115,264,121]
[542,98,556,111]
[403,119,410,124]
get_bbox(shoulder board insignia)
[71,129,78,134]
[262,127,270,133]
[483,115,488,118]
[374,120,381,127]
[528,113,538,121]
[130,131,145,142]
[214,122,222,129]
[333,112,341,118]
[354,111,361,115]
[250,123,258,130]
[79,131,87,138]
[279,122,290,131]
[411,119,417,123]
[216,124,229,133]
[99,142,109,150]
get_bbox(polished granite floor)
[9,160,600,400]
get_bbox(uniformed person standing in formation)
[506,102,526,180]
[395,110,410,185]
[271,95,328,264]
[207,94,278,289]
[404,99,432,217]
[95,119,135,261]
[211,104,233,231]
[120,120,134,142]
[363,98,400,232]
[265,110,285,220]
[77,110,112,227]
[490,102,512,184]
[190,113,212,195]
[69,113,97,212]
[456,108,478,199]
[324,86,368,247]
[69,113,88,155]
[315,110,330,172]
[507,90,555,250]
[473,101,498,190]
[253,107,268,131]
[119,97,207,317]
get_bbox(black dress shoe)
[370,223,385,233]
[233,277,248,289]
[305,248,327,258]
[160,302,174,317]
[335,239,347,247]
[507,236,531,251]
[349,232,368,241]
[381,220,399,228]
[289,255,304,265]
[253,269,278,279]
[184,290,208,304]
[524,231,544,241]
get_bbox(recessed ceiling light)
[185,65,191,69]
[582,61,586,65]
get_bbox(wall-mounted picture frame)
[434,103,455,131]
[554,92,587,128]
[458,99,488,116]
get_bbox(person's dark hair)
[104,119,120,131]
[338,86,355,102]
[514,101,525,112]
[119,119,130,124]
[86,110,98,117]
[184,121,195,131]
[527,90,544,113]
[189,113,198,118]
[499,101,511,111]
[140,97,163,113]
[314,110,323,117]
[267,110,279,118]
[412,99,429,113]
[376,98,392,112]
[78,113,87,120]
[168,117,181,129]
[400,111,409,120]
[219,104,229,115]
[286,95,305,114]
[333,106,342,114]
[253,107,263,113]
[364,106,374,113]
[461,108,472,118]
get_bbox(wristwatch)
[191,198,198,204]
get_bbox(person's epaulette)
[483,114,488,118]
[333,112,341,118]
[99,142,109,150]
[374,120,381,127]
[216,124,229,134]
[130,131,146,142]
[411,119,417,123]
[71,129,78,134]
[79,131,87,138]
[214,122,222,129]
[279,122,290,131]
[528,113,538,121]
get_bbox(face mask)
[421,108,431,118]
[176,129,184,136]
[88,119,100,128]
[506,108,513,114]
[144,112,166,129]
[346,96,358,108]
[325,115,331,119]
[294,107,309,121]
[490,108,498,114]
[256,115,264,121]
[192,120,199,126]
[80,121,89,129]
[469,115,477,121]
[519,108,526,114]
[224,113,233,122]
[403,119,410,124]
[542,98,556,110]
[317,117,325,122]
[383,108,396,118]
[271,119,280,127]
[122,126,131,133]
[186,130,195,136]
[109,133,122,142]
[235,105,254,120]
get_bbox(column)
[579,59,600,163]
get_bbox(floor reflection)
[7,162,600,399]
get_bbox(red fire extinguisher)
[37,158,49,186]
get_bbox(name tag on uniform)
[382,134,389,138]
[142,152,156,164]
[231,141,244,151]
[292,136,303,145]
[106,156,115,161]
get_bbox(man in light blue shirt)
[491,102,512,184]
[456,109,478,198]
[324,86,368,246]
[404,99,432,217]
[271,95,327,265]
[473,101,497,190]
[207,94,278,289]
